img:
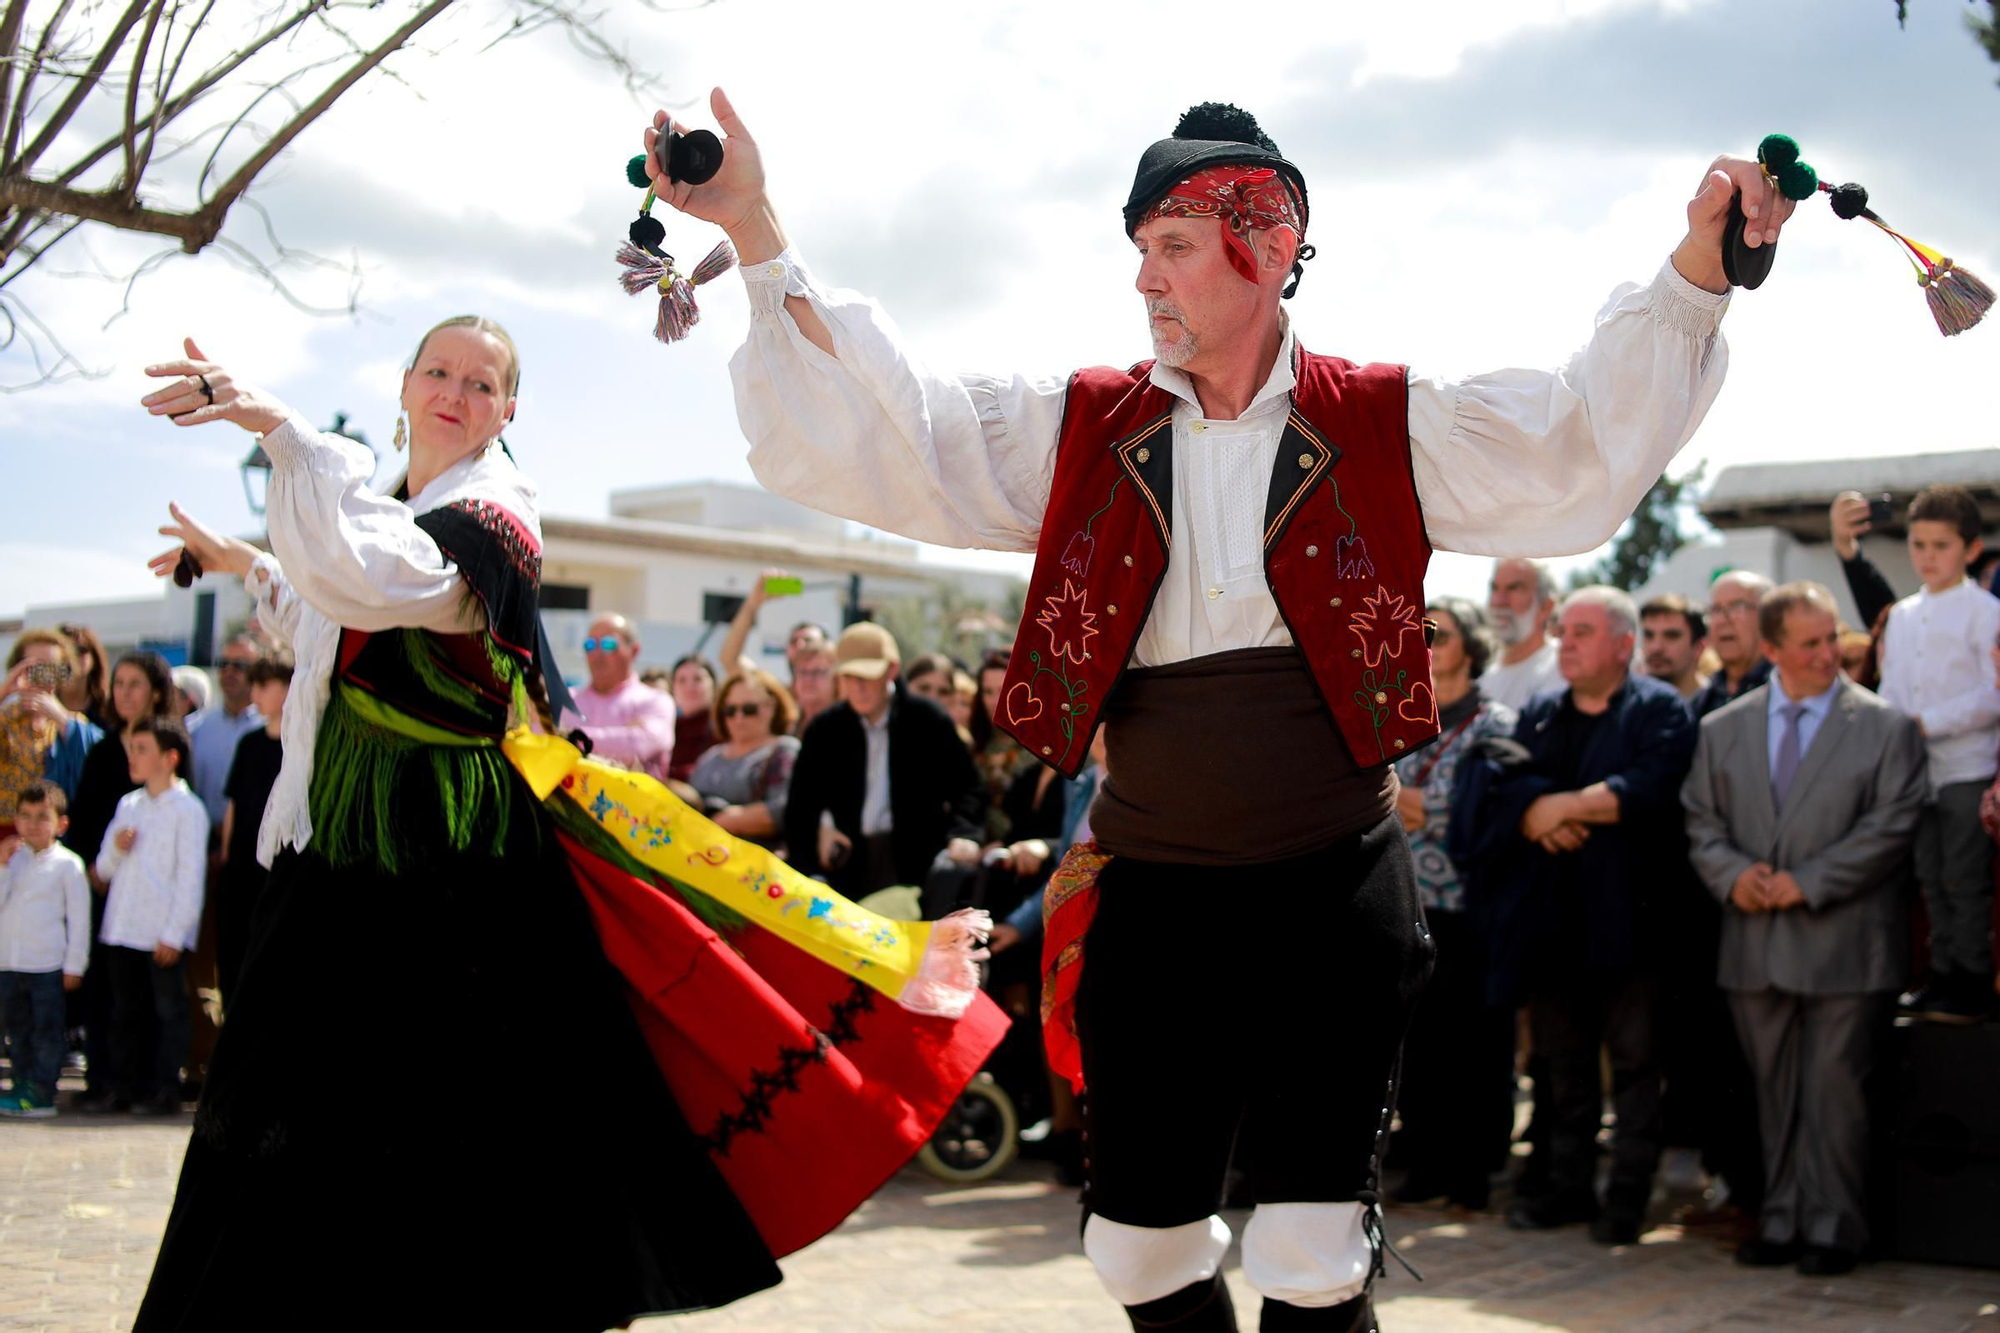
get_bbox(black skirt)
[133,797,781,1332]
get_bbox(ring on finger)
[196,374,214,404]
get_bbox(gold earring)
[392,414,407,451]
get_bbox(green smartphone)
[762,576,804,597]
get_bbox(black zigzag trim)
[698,981,878,1157]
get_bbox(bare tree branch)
[203,0,451,220]
[0,0,695,390]
[8,0,151,178]
[0,0,32,158]
[122,0,170,204]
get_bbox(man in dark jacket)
[784,623,985,897]
[1465,586,1698,1245]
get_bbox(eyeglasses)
[721,702,767,718]
[218,660,253,672]
[581,637,624,655]
[1713,601,1760,618]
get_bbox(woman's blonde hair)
[411,315,521,395]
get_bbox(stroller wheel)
[917,1072,1019,1184]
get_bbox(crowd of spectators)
[1405,482,2000,1278]
[8,485,1996,1280]
[0,622,298,1119]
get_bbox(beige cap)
[833,622,900,679]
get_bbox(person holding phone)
[1,632,100,831]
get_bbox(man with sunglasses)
[571,614,677,782]
[186,637,265,853]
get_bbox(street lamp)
[239,441,272,516]
[241,413,370,516]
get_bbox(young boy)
[0,783,90,1117]
[1880,484,2000,1024]
[90,717,207,1115]
[216,654,290,1005]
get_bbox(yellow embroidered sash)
[502,730,987,1017]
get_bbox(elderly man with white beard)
[642,88,1792,1332]
[1483,557,1565,711]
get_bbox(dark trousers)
[1657,891,1764,1210]
[1077,813,1435,1228]
[1396,909,1514,1202]
[1528,968,1662,1214]
[1,970,67,1099]
[106,945,189,1102]
[1915,783,1996,983]
[1729,988,1890,1253]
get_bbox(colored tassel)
[1924,262,1995,339]
[1819,180,1992,337]
[614,237,739,345]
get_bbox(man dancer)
[646,90,1787,1331]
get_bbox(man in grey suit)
[1682,581,1926,1277]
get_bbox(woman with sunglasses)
[688,668,799,851]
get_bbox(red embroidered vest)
[997,350,1438,777]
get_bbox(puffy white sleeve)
[730,248,1067,553]
[1410,258,1730,557]
[259,417,482,634]
[242,552,303,642]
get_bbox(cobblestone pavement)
[4,1110,1997,1333]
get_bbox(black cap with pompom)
[1124,102,1310,293]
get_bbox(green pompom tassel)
[626,153,651,189]
[1777,160,1819,201]
[1758,134,1800,171]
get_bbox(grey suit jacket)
[1681,677,1927,995]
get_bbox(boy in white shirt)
[88,717,207,1115]
[0,782,90,1118]
[1879,485,2000,1025]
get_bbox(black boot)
[1261,1291,1376,1332]
[1125,1275,1238,1332]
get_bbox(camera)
[1867,494,1895,528]
[24,660,69,691]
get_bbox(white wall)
[1639,529,1913,630]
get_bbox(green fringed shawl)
[305,630,530,876]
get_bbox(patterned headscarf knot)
[1140,164,1306,284]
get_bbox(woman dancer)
[133,325,1002,1331]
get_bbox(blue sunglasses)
[581,637,625,654]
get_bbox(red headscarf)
[1138,164,1305,283]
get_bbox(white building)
[2,482,1027,688]
[1638,448,2000,626]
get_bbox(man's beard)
[1148,298,1197,368]
[1489,607,1533,647]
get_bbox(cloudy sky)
[3,0,1996,620]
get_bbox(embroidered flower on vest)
[1036,579,1099,666]
[1349,586,1421,668]
[1335,534,1375,581]
[1060,531,1095,579]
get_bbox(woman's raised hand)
[141,337,290,435]
[147,502,258,582]
[642,88,787,264]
